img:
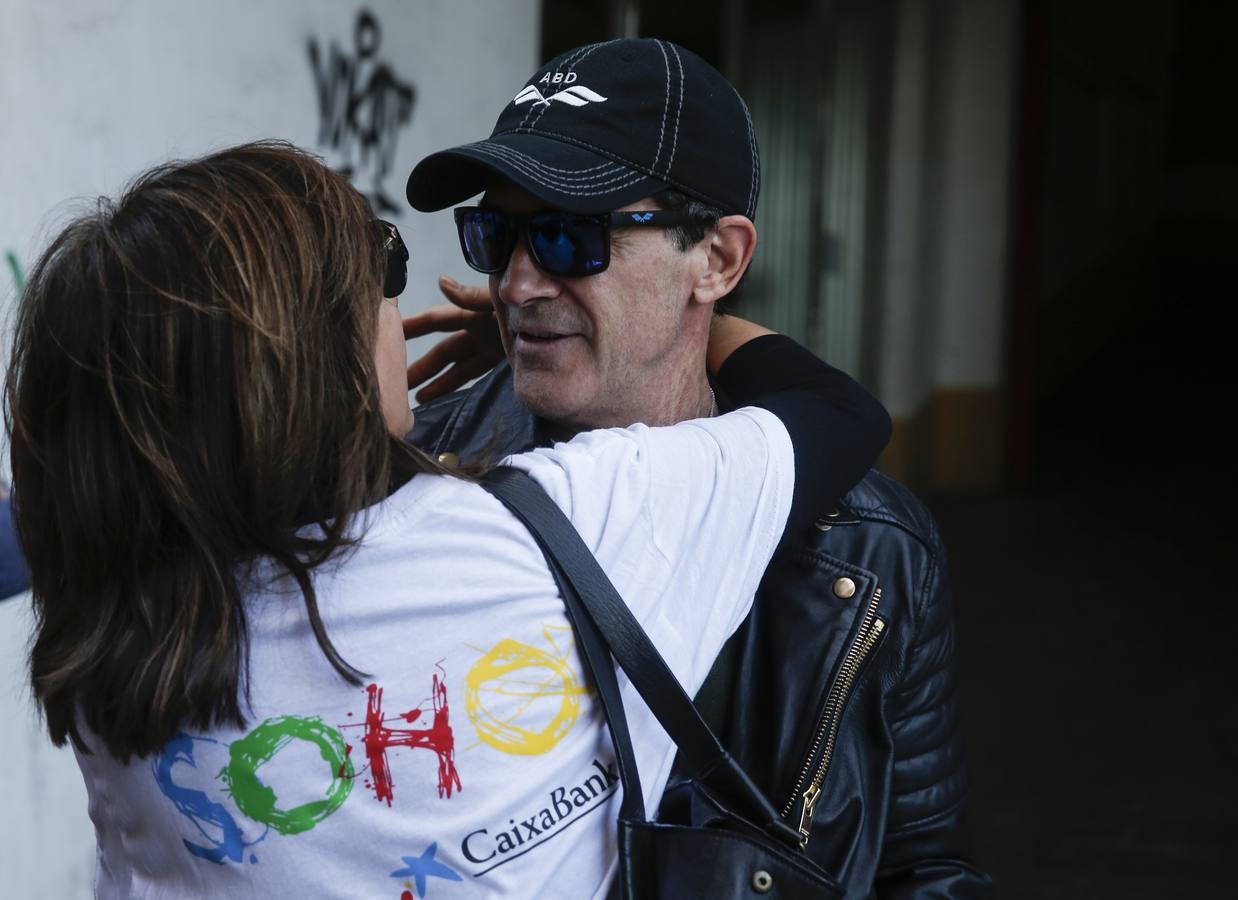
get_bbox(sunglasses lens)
[384,250,407,300]
[458,209,511,274]
[527,216,607,276]
[384,262,406,299]
[455,209,609,276]
[379,221,409,298]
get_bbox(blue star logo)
[390,843,463,897]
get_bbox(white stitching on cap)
[468,145,647,196]
[510,127,660,179]
[516,124,735,210]
[480,143,621,177]
[518,43,594,132]
[473,144,629,184]
[665,42,685,179]
[470,154,633,191]
[516,75,546,132]
[474,155,638,191]
[530,40,615,131]
[651,40,670,175]
[503,156,618,177]
[465,140,620,175]
[486,153,625,184]
[530,41,601,131]
[732,85,759,217]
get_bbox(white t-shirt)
[74,407,793,899]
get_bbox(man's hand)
[403,275,505,403]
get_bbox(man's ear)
[691,215,757,306]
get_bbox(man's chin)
[513,372,594,431]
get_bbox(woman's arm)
[708,314,892,535]
[705,313,776,374]
[404,286,890,529]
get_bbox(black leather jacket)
[410,363,992,899]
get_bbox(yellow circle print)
[464,635,590,755]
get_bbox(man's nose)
[496,238,560,308]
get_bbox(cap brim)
[406,132,667,214]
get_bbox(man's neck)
[545,375,715,443]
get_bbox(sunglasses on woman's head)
[378,219,409,299]
[453,206,691,278]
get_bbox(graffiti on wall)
[4,250,23,297]
[307,9,416,215]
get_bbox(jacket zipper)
[781,585,886,848]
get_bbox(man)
[404,38,991,897]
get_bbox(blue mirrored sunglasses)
[453,207,690,277]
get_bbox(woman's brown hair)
[5,141,450,760]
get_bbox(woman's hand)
[403,276,505,403]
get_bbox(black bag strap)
[481,467,799,845]
[507,487,649,822]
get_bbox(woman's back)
[76,412,792,899]
[10,141,888,899]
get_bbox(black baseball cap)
[407,38,760,217]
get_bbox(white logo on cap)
[513,84,608,109]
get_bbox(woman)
[6,142,887,898]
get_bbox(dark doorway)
[1008,0,1237,488]
[961,2,1238,895]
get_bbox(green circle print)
[221,715,354,835]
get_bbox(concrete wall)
[0,0,540,426]
[0,2,538,895]
[0,593,96,896]
[875,0,1019,489]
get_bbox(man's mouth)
[514,329,575,344]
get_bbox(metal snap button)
[752,869,774,893]
[833,576,857,599]
[814,508,842,531]
[436,452,460,468]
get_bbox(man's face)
[484,182,704,431]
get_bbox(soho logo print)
[151,669,458,866]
